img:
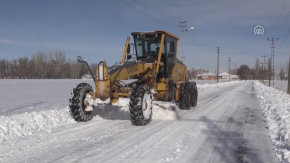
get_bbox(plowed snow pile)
[0,107,76,143]
[0,98,178,143]
[255,81,290,162]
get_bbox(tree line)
[187,58,288,80]
[0,51,100,79]
[2,52,287,80]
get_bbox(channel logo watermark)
[254,25,264,35]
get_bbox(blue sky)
[0,0,290,72]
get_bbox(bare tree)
[279,67,286,80]
[237,65,251,80]
[190,68,196,79]
[0,51,91,79]
[90,63,98,75]
[18,57,30,78]
[0,59,8,78]
[255,58,260,79]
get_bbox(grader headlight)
[99,62,104,80]
[96,61,108,81]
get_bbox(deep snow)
[0,79,282,163]
[255,81,290,162]
[0,79,235,144]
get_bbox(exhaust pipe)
[77,56,96,83]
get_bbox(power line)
[132,0,163,18]
[141,0,180,21]
[280,8,290,28]
[274,0,286,30]
[119,0,172,24]
[276,29,290,54]
[186,37,216,53]
[120,0,214,56]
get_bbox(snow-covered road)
[0,81,278,163]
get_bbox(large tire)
[129,85,152,126]
[69,83,94,122]
[168,80,176,102]
[179,82,191,110]
[190,82,198,107]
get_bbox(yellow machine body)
[93,30,189,103]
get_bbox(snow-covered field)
[0,79,283,162]
[0,79,94,115]
[274,80,288,92]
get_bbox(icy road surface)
[0,80,278,163]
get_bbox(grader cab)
[69,30,198,126]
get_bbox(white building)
[219,72,239,80]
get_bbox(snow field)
[0,80,242,145]
[255,81,290,162]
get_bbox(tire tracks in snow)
[0,82,243,163]
[50,84,241,163]
[176,85,243,163]
[0,120,128,163]
[151,84,242,163]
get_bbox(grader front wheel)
[69,83,94,122]
[129,85,153,126]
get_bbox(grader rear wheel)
[179,82,192,110]
[191,82,198,107]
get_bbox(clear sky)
[0,0,290,72]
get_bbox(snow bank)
[255,81,290,162]
[197,80,243,90]
[0,98,178,143]
[0,107,76,143]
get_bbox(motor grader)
[69,30,198,126]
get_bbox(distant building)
[219,72,239,80]
[196,70,239,80]
[201,72,217,80]
[81,74,92,79]
[195,69,205,76]
[219,72,230,80]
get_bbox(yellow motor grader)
[69,30,198,126]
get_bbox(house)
[195,69,205,76]
[201,72,217,80]
[219,72,239,80]
[219,72,230,80]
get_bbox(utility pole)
[217,47,219,83]
[288,56,290,94]
[261,55,268,83]
[179,21,194,62]
[179,21,186,62]
[260,62,265,82]
[228,57,233,81]
[286,62,288,78]
[268,57,271,86]
[267,38,279,87]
